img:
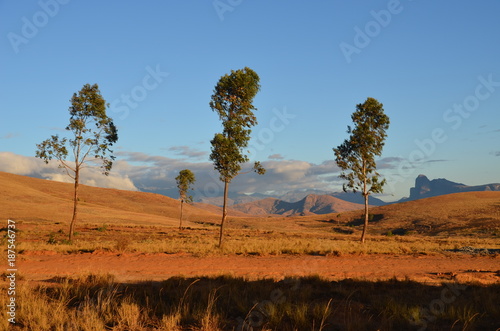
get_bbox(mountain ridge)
[197,190,387,208]
[230,194,367,216]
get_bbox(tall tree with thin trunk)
[36,83,118,241]
[333,97,390,243]
[209,67,265,247]
[175,169,196,230]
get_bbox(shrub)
[96,224,108,232]
[47,233,57,244]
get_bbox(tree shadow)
[347,213,384,226]
[25,274,500,331]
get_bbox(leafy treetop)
[334,97,390,196]
[209,67,263,182]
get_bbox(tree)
[175,169,196,230]
[333,97,390,243]
[36,83,118,241]
[209,67,266,247]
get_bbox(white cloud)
[268,153,285,160]
[0,152,43,175]
[1,133,21,139]
[0,152,138,191]
[269,160,311,180]
[166,145,207,160]
[227,159,341,196]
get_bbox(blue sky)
[1,0,499,201]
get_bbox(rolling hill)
[332,191,500,236]
[0,171,221,227]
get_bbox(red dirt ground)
[19,251,500,285]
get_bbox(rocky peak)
[405,175,498,201]
[411,175,431,198]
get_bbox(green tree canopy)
[176,169,196,204]
[334,97,390,243]
[209,67,265,246]
[209,67,264,182]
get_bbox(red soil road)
[19,252,500,284]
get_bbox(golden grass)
[7,220,499,258]
[2,273,499,331]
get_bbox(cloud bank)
[0,152,138,191]
[1,151,411,200]
[0,151,346,199]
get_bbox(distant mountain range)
[148,174,500,216]
[194,192,269,207]
[330,192,386,206]
[196,190,386,207]
[225,175,500,216]
[399,175,500,202]
[276,190,386,206]
[230,194,367,216]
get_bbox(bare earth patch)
[20,252,499,284]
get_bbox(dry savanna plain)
[1,171,499,330]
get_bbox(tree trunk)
[179,200,184,230]
[218,180,229,247]
[69,169,79,242]
[360,193,369,243]
[360,160,368,243]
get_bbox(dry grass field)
[1,273,499,331]
[1,171,499,330]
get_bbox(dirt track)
[19,251,500,284]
